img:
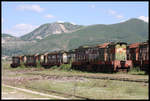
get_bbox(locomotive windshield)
[115,43,127,61]
[27,56,34,63]
[13,57,20,64]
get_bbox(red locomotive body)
[42,52,61,68]
[24,55,37,67]
[128,43,141,67]
[10,56,21,68]
[95,42,132,72]
[72,46,89,71]
[139,41,149,73]
[35,53,44,65]
[72,42,132,72]
[41,51,68,68]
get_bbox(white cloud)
[70,22,76,25]
[116,15,124,19]
[17,4,44,13]
[44,14,55,18]
[56,20,64,23]
[108,9,116,15]
[90,4,96,9]
[13,24,37,30]
[3,23,39,37]
[119,18,129,23]
[138,16,148,22]
[107,9,124,19]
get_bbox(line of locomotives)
[10,41,149,73]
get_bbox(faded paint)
[62,53,68,63]
[115,44,127,61]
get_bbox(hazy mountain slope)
[2,33,35,56]
[2,33,16,38]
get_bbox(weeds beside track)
[24,72,148,83]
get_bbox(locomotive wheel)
[102,66,104,72]
[127,67,130,72]
[74,66,77,70]
[98,65,102,72]
[109,66,113,73]
[86,65,91,71]
[116,67,119,72]
[96,66,99,72]
[93,65,97,72]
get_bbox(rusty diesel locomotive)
[10,41,149,73]
[72,42,132,72]
[139,41,149,73]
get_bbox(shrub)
[20,62,26,68]
[36,61,41,68]
[129,66,140,72]
[51,65,58,69]
[60,63,72,71]
[128,66,145,75]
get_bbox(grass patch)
[25,78,148,99]
[128,67,146,75]
[36,61,42,68]
[2,61,148,99]
[2,61,11,69]
[20,62,26,68]
[59,64,72,71]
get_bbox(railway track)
[25,86,91,100]
[2,84,67,99]
[24,72,148,83]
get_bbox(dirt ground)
[2,85,53,99]
[2,61,149,99]
[2,62,148,86]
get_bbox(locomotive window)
[13,58,20,63]
[27,56,34,63]
[48,55,51,59]
[52,55,56,59]
[57,55,59,58]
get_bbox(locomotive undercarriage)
[24,63,37,67]
[140,63,149,74]
[10,64,20,68]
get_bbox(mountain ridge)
[2,18,148,56]
[20,22,83,41]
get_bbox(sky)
[2,1,149,37]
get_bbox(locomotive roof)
[78,45,90,49]
[97,42,127,48]
[46,50,67,55]
[12,56,20,58]
[129,42,140,48]
[97,42,110,48]
[139,41,149,47]
[68,49,76,53]
[25,55,36,56]
[78,45,97,49]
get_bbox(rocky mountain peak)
[20,22,83,41]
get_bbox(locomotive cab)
[25,55,36,67]
[113,42,132,71]
[10,56,21,68]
